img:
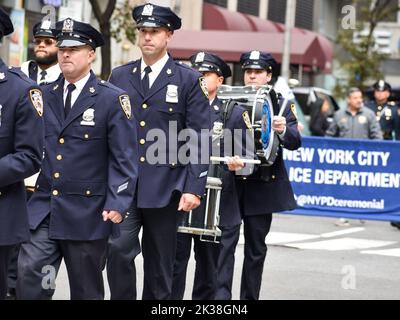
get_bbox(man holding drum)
[171,52,253,300]
[216,51,301,300]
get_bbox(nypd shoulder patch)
[290,103,297,119]
[242,111,252,129]
[29,89,43,117]
[119,94,132,119]
[199,77,209,99]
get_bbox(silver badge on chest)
[212,121,224,139]
[81,108,95,126]
[166,84,178,103]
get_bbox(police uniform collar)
[63,71,92,95]
[140,52,169,76]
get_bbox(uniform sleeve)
[278,102,302,150]
[0,86,44,187]
[182,76,212,197]
[368,112,383,140]
[103,93,138,213]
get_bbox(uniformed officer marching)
[6,20,62,300]
[216,51,302,300]
[0,8,44,300]
[365,80,400,140]
[16,18,138,300]
[171,52,253,300]
[21,20,61,85]
[107,3,211,300]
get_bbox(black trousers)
[141,196,181,300]
[0,245,14,300]
[17,217,107,300]
[215,224,241,300]
[7,189,33,291]
[240,214,273,300]
[106,210,142,300]
[171,232,220,300]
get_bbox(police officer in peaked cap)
[0,8,44,300]
[16,18,138,300]
[171,51,254,300]
[215,51,301,300]
[107,3,211,300]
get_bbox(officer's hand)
[227,155,245,171]
[102,210,123,224]
[272,116,286,134]
[178,193,201,212]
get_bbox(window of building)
[204,0,228,8]
[268,0,287,23]
[295,0,314,30]
[237,0,260,16]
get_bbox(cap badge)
[62,18,74,33]
[41,19,52,30]
[0,73,5,80]
[250,51,261,60]
[142,4,154,16]
[195,52,205,63]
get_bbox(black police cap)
[33,20,57,38]
[55,18,104,49]
[190,52,232,79]
[132,3,181,31]
[0,7,14,38]
[373,80,391,92]
[240,51,277,74]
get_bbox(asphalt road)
[53,213,400,300]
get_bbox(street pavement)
[53,213,400,300]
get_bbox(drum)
[217,85,280,166]
[177,176,222,243]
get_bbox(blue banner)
[283,136,400,221]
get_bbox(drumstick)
[278,97,289,117]
[210,156,261,164]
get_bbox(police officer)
[21,20,61,85]
[107,3,211,300]
[0,8,44,300]
[365,81,400,230]
[365,80,400,140]
[16,18,138,300]
[216,51,301,300]
[6,20,62,300]
[171,52,252,300]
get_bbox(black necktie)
[64,83,76,118]
[142,66,152,95]
[39,70,47,82]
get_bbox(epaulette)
[388,101,396,106]
[7,66,35,84]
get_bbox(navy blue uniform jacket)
[0,60,44,245]
[28,72,138,240]
[109,56,211,208]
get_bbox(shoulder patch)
[29,89,43,117]
[242,111,252,130]
[119,94,132,119]
[199,77,209,99]
[290,103,297,119]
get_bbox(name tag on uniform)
[166,85,178,103]
[81,108,95,126]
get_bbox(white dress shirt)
[63,72,91,109]
[140,53,169,88]
[37,63,62,84]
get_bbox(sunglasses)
[34,38,56,46]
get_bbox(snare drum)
[177,176,222,243]
[217,85,280,166]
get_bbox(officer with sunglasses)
[20,20,61,85]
